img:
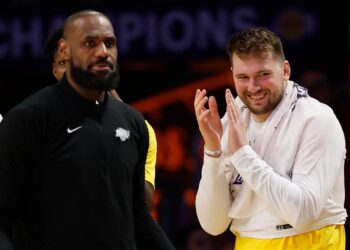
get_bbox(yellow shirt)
[144,120,156,188]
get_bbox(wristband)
[204,146,222,158]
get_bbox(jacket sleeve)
[0,108,41,247]
[227,111,346,228]
[195,154,233,235]
[133,118,175,250]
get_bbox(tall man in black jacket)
[0,9,174,250]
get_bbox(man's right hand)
[194,89,222,151]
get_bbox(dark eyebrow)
[83,35,116,40]
[82,35,98,40]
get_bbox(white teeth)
[250,94,264,100]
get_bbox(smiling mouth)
[248,92,267,101]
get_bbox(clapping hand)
[225,89,248,155]
[194,89,223,151]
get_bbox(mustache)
[88,59,115,71]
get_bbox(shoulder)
[0,85,60,143]
[145,120,157,147]
[295,96,338,123]
[145,120,155,136]
[5,85,59,120]
[294,96,344,142]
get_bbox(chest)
[39,108,142,184]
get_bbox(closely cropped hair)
[63,10,111,37]
[44,27,63,61]
[226,27,285,65]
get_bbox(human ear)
[58,38,70,60]
[283,60,291,80]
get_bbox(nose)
[95,42,110,58]
[247,78,261,93]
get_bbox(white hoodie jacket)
[196,81,347,238]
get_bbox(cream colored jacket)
[196,81,347,238]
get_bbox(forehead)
[232,51,273,62]
[68,15,115,40]
[232,52,278,72]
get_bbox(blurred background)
[0,0,348,249]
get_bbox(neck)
[251,112,271,123]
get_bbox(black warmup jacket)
[0,77,174,250]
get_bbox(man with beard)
[0,10,174,250]
[194,27,346,249]
[44,27,157,212]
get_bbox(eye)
[104,39,116,48]
[258,72,270,77]
[85,40,96,47]
[236,75,248,80]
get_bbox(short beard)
[70,58,120,91]
[240,90,284,116]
